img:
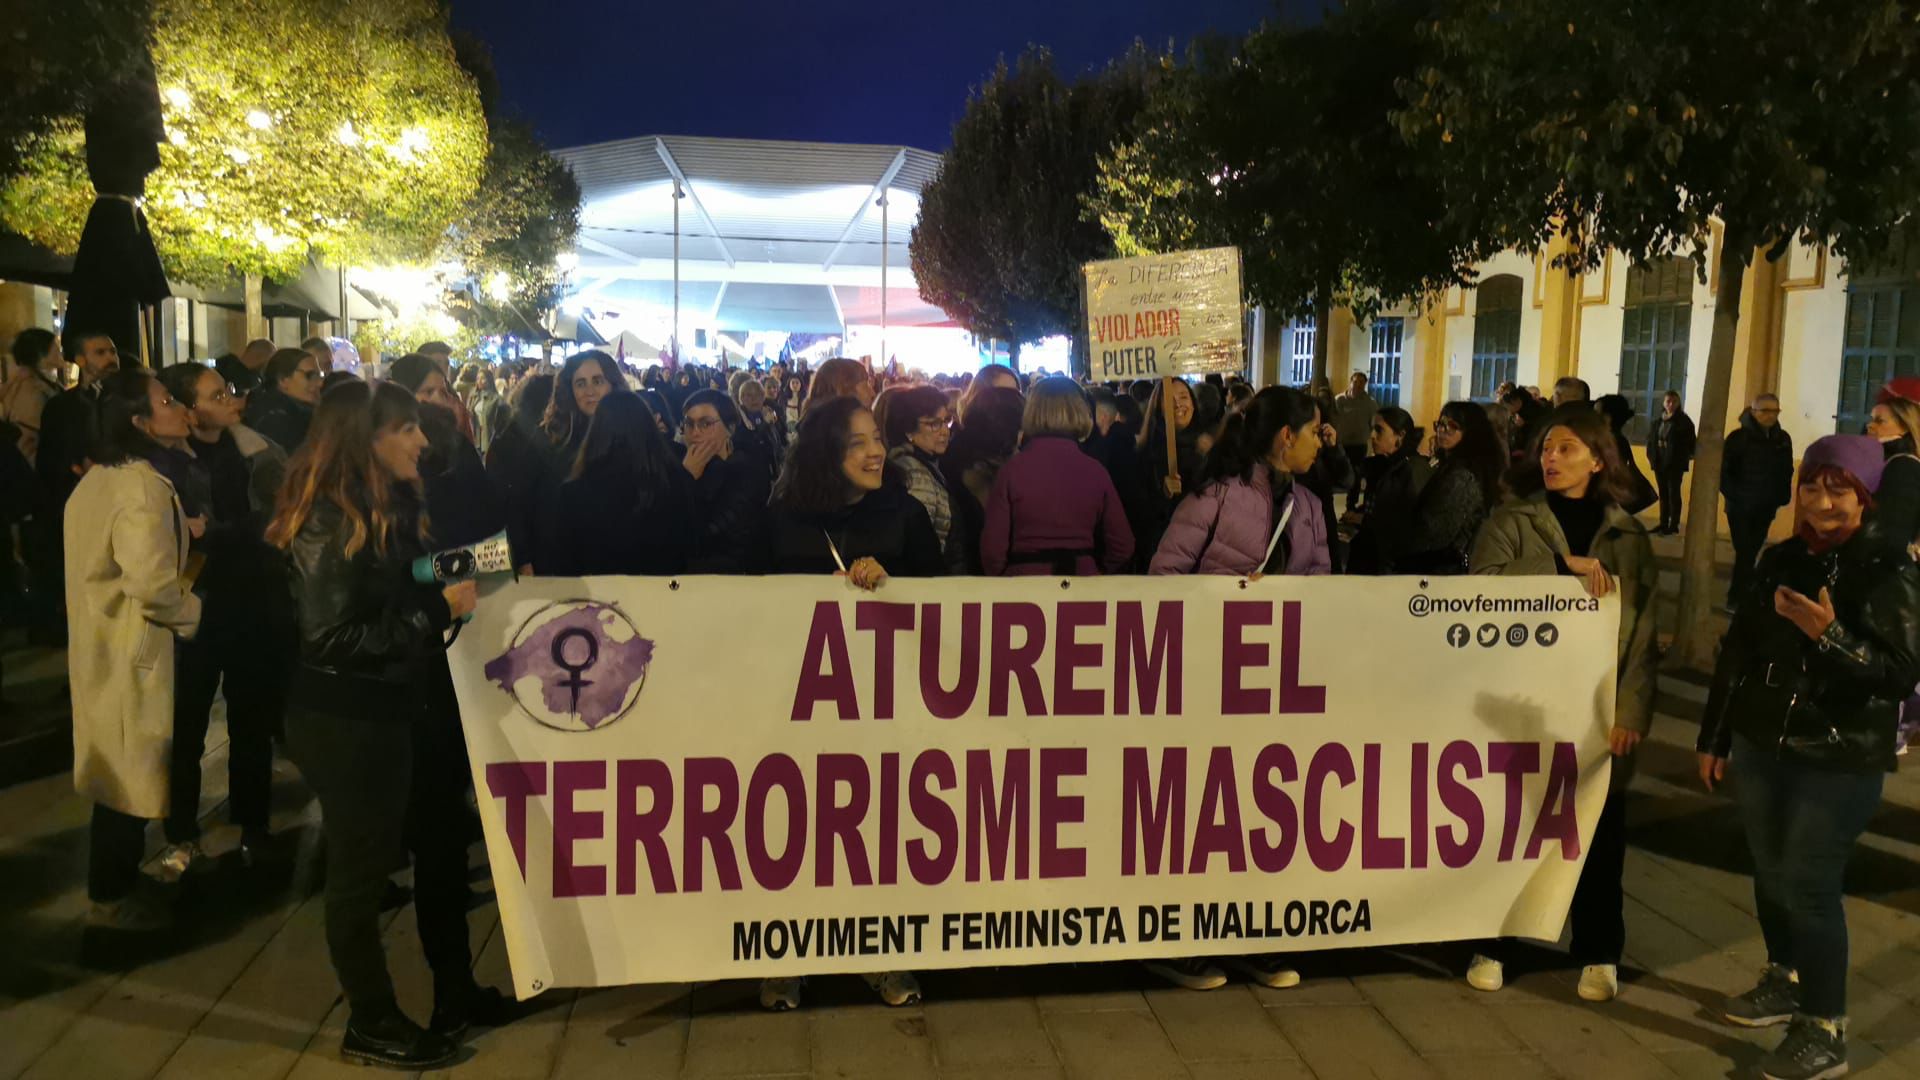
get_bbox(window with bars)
[1836,239,1920,435]
[1289,319,1317,386]
[1617,256,1694,442]
[1367,317,1405,406]
[1470,275,1522,400]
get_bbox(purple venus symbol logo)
[483,600,653,732]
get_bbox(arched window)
[1469,275,1523,400]
[1618,255,1694,441]
[1837,238,1920,434]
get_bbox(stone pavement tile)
[682,1010,811,1077]
[1041,1008,1189,1080]
[1144,985,1299,1062]
[1250,974,1364,1006]
[1372,999,1527,1056]
[1425,1051,1557,1080]
[1489,1001,1678,1080]
[1599,972,1774,1058]
[1182,1060,1317,1080]
[811,1008,938,1077]
[428,923,575,1080]
[1873,1037,1920,1077]
[924,997,1057,1071]
[1352,968,1483,1007]
[1267,1003,1439,1080]
[1659,1037,1905,1080]
[1034,988,1152,1014]
[936,1068,1065,1080]
[547,983,690,1080]
[1851,982,1920,1045]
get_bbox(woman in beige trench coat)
[66,368,202,931]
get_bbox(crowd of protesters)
[2,327,1916,1080]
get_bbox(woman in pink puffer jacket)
[1149,385,1332,578]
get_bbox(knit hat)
[1801,434,1886,494]
[1878,376,1920,406]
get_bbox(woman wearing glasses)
[880,384,968,573]
[1398,402,1506,574]
[678,388,770,573]
[152,362,293,876]
[244,347,321,451]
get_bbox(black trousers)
[1568,787,1628,965]
[167,626,292,843]
[89,804,149,902]
[285,702,474,1016]
[1727,502,1777,605]
[1654,466,1688,531]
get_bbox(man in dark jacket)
[1647,390,1697,535]
[1720,393,1794,606]
[31,331,119,642]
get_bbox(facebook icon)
[1446,623,1471,649]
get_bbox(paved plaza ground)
[2,666,1918,1080]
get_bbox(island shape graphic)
[483,602,653,730]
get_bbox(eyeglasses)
[917,414,952,430]
[1433,420,1460,433]
[205,389,236,404]
[680,417,724,434]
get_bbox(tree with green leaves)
[1090,1,1492,383]
[0,0,154,181]
[1,0,488,328]
[1398,0,1920,666]
[910,46,1163,367]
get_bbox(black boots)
[429,981,518,1038]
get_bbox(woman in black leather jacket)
[266,380,502,1070]
[1696,435,1920,1080]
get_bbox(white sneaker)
[1466,954,1504,992]
[1222,954,1301,988]
[759,976,803,1011]
[1578,964,1619,1002]
[862,970,922,1007]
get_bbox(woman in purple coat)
[979,377,1135,576]
[1149,385,1331,578]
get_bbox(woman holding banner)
[762,393,937,1011]
[1142,384,1329,991]
[1468,406,1657,1004]
[1696,436,1920,1080]
[268,381,508,1069]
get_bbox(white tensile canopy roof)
[553,134,954,334]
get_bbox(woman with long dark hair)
[762,394,935,1011]
[801,357,874,416]
[267,381,504,1068]
[68,368,202,931]
[1401,401,1506,574]
[1697,437,1920,1080]
[545,391,691,575]
[245,347,321,451]
[943,386,1025,569]
[679,388,769,573]
[154,362,291,875]
[1344,405,1432,574]
[1151,385,1330,579]
[1467,406,1657,1005]
[541,350,616,460]
[390,354,506,551]
[485,372,555,573]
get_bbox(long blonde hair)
[265,380,428,559]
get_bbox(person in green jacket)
[1466,404,1658,1004]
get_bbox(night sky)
[449,0,1304,153]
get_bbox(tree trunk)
[1007,337,1022,373]
[1311,285,1332,386]
[244,273,266,341]
[1672,236,1749,670]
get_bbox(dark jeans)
[1655,466,1688,531]
[1726,501,1777,605]
[167,627,291,843]
[1342,445,1367,510]
[89,804,148,902]
[1731,735,1883,1019]
[285,702,474,1016]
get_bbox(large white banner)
[449,575,1618,998]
